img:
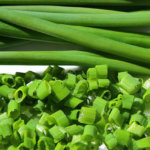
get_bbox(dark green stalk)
[0,0,150,6]
[0,8,150,64]
[0,37,29,49]
[0,51,150,75]
[2,5,121,14]
[16,10,150,27]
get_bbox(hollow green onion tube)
[16,10,150,27]
[2,5,121,14]
[14,86,28,103]
[0,51,149,76]
[1,9,150,63]
[8,100,20,120]
[0,0,150,6]
[1,74,15,87]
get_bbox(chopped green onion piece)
[23,127,36,149]
[0,118,13,138]
[98,79,110,88]
[87,68,97,80]
[82,125,97,141]
[65,73,76,90]
[105,133,117,149]
[26,119,38,130]
[14,86,28,103]
[50,80,70,102]
[7,145,17,150]
[43,73,52,81]
[8,100,20,120]
[66,124,83,136]
[122,94,134,110]
[41,66,52,77]
[73,80,88,98]
[108,108,124,127]
[114,129,131,146]
[36,124,49,137]
[52,110,70,127]
[133,97,144,112]
[1,74,16,87]
[15,76,25,88]
[39,112,55,126]
[0,85,15,99]
[143,78,150,90]
[76,74,84,81]
[49,126,66,143]
[118,72,141,94]
[93,97,107,116]
[64,96,83,109]
[69,109,80,121]
[95,65,108,79]
[136,137,150,149]
[96,117,107,134]
[28,80,41,99]
[55,142,66,150]
[36,80,51,100]
[78,107,96,125]
[38,136,55,150]
[127,122,145,137]
[130,113,147,126]
[88,80,99,91]
[24,71,40,83]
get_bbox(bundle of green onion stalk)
[0,5,150,74]
[0,65,150,150]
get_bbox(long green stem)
[0,8,150,63]
[2,20,150,48]
[0,51,149,75]
[0,21,64,43]
[15,10,150,27]
[65,25,150,48]
[2,5,121,14]
[0,0,149,6]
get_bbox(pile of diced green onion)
[0,65,150,150]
